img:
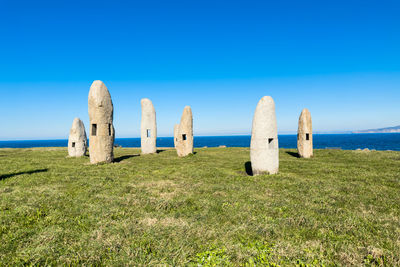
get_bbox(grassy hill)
[0,147,399,266]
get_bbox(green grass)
[0,147,399,266]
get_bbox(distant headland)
[353,125,400,133]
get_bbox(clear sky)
[0,0,399,140]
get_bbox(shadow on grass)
[244,161,253,176]
[157,150,167,153]
[286,151,300,158]
[114,154,140,163]
[0,168,48,181]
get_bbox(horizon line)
[3,131,400,142]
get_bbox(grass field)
[0,147,399,266]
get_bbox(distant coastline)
[353,125,400,134]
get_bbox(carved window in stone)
[182,134,187,141]
[72,142,76,148]
[108,124,112,136]
[147,129,151,138]
[306,133,310,141]
[91,124,97,136]
[268,138,274,149]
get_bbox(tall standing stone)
[68,118,87,157]
[173,124,179,148]
[141,98,157,154]
[176,106,193,157]
[250,96,279,175]
[88,80,115,164]
[297,108,313,158]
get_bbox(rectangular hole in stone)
[306,133,310,140]
[72,142,75,148]
[91,124,97,136]
[108,124,112,136]
[182,134,187,141]
[268,138,274,149]
[147,129,151,138]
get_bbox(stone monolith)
[250,96,279,175]
[176,106,193,157]
[297,108,313,158]
[141,98,157,154]
[173,124,179,148]
[88,80,115,164]
[68,118,87,157]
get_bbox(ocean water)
[1,134,400,151]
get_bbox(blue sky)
[0,0,399,140]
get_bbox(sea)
[1,133,400,151]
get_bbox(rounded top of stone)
[70,117,86,136]
[299,108,312,122]
[298,108,312,133]
[300,108,310,116]
[71,117,84,128]
[92,80,105,86]
[141,98,155,116]
[89,80,111,102]
[182,106,192,116]
[251,95,278,140]
[179,106,193,127]
[141,98,151,103]
[141,98,154,108]
[73,117,82,124]
[88,80,112,108]
[88,80,113,121]
[256,96,275,109]
[260,95,274,103]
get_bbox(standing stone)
[173,124,179,148]
[250,96,279,175]
[176,106,193,157]
[68,118,87,157]
[141,98,157,154]
[297,108,313,158]
[88,80,115,164]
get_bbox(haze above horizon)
[0,0,399,140]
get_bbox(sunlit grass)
[0,147,399,265]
